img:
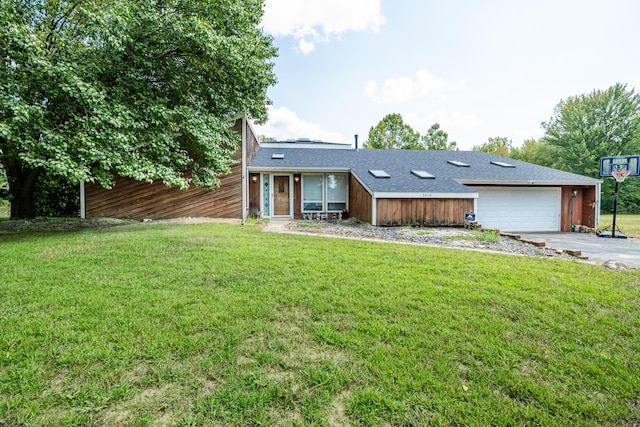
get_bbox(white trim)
[456,179,602,185]
[372,197,377,226]
[259,142,351,149]
[79,181,85,219]
[241,114,248,224]
[372,192,479,199]
[248,167,351,173]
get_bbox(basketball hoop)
[612,169,631,183]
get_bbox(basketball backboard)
[599,155,640,177]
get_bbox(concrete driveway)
[519,232,640,268]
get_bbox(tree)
[510,138,556,167]
[541,83,640,212]
[259,135,278,142]
[0,0,277,219]
[541,83,640,174]
[472,137,513,157]
[365,113,420,149]
[420,123,458,150]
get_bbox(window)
[262,174,269,216]
[490,161,515,168]
[411,170,435,179]
[447,160,470,167]
[327,174,348,211]
[302,174,349,212]
[369,169,390,178]
[302,175,323,211]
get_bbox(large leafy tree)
[472,136,513,157]
[0,0,277,219]
[420,123,458,150]
[365,113,420,149]
[541,83,640,175]
[541,83,640,212]
[365,114,457,150]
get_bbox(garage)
[474,187,561,232]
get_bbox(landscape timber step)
[563,249,582,257]
[520,238,546,248]
[500,232,521,240]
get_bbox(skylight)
[447,160,470,167]
[369,169,390,178]
[271,153,284,159]
[490,161,516,168]
[411,170,435,179]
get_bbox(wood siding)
[376,198,473,226]
[248,174,261,217]
[349,175,372,223]
[293,174,302,219]
[86,150,242,219]
[86,116,248,219]
[581,186,596,228]
[561,185,597,231]
[244,119,260,163]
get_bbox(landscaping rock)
[287,220,578,260]
[601,260,630,270]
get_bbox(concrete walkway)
[262,218,292,233]
[519,232,640,268]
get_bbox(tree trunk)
[4,158,42,220]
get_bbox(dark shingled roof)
[249,148,600,195]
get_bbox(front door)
[273,176,290,216]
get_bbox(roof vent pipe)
[354,134,358,151]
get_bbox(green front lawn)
[1,223,639,426]
[600,213,640,236]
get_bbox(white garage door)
[474,187,561,232]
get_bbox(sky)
[253,0,640,150]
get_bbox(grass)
[600,213,640,236]
[445,229,501,243]
[0,223,639,426]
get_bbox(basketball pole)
[612,179,619,238]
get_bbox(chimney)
[354,134,359,151]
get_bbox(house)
[83,116,601,232]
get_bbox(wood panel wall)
[86,150,243,219]
[376,198,474,226]
[560,185,597,231]
[244,120,261,163]
[581,186,596,228]
[248,174,261,217]
[349,176,372,223]
[85,116,263,220]
[293,174,302,219]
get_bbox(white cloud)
[262,0,385,54]
[298,39,316,55]
[253,106,348,144]
[364,70,456,104]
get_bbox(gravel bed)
[288,219,577,260]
